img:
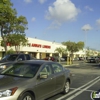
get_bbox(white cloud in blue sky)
[96,19,100,29]
[96,19,100,25]
[47,21,61,29]
[32,17,36,22]
[85,6,94,11]
[38,0,47,4]
[45,0,81,27]
[81,24,92,31]
[24,0,32,3]
[11,0,100,50]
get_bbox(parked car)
[86,57,100,63]
[43,56,57,61]
[0,60,72,100]
[0,53,36,72]
[44,56,65,62]
[0,53,34,63]
[62,57,67,61]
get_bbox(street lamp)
[81,24,92,60]
[82,29,89,60]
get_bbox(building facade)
[0,37,99,60]
[0,37,66,59]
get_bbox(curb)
[63,64,79,66]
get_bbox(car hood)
[0,75,31,89]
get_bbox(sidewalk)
[60,61,79,66]
[63,63,79,66]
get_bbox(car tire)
[18,92,35,100]
[62,81,70,94]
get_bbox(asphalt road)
[46,61,100,100]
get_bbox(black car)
[0,53,35,72]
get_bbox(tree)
[0,0,28,54]
[55,47,67,62]
[1,33,28,53]
[6,48,15,55]
[0,0,16,53]
[86,47,91,57]
[98,52,100,56]
[62,41,84,58]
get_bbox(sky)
[11,0,100,50]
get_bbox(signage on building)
[6,43,51,49]
[27,43,51,49]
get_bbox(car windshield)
[1,63,40,78]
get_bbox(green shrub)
[6,48,15,55]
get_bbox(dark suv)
[0,53,34,72]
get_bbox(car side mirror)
[39,74,48,79]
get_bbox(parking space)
[47,74,100,100]
[46,62,100,100]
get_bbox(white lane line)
[56,76,100,100]
[70,88,96,92]
[67,78,100,100]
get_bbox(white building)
[0,37,98,59]
[0,37,66,59]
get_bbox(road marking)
[70,88,96,92]
[66,78,100,100]
[56,76,100,100]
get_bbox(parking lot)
[46,61,100,100]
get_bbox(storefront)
[0,37,66,59]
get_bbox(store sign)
[6,43,51,49]
[27,43,51,49]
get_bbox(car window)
[1,63,40,78]
[1,55,10,60]
[40,64,52,76]
[7,55,18,61]
[51,63,63,73]
[18,55,25,60]
[25,54,30,60]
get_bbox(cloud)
[32,17,36,22]
[96,19,100,25]
[85,6,94,11]
[24,0,32,3]
[81,24,92,31]
[38,0,47,4]
[45,0,80,26]
[47,21,61,29]
[96,19,100,29]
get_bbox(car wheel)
[19,92,35,100]
[62,81,70,94]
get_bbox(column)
[50,53,52,57]
[36,52,40,59]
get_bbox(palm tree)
[55,47,67,62]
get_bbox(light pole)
[83,29,89,60]
[81,24,92,60]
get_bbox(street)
[46,61,100,100]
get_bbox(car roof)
[17,60,53,65]
[8,53,24,55]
